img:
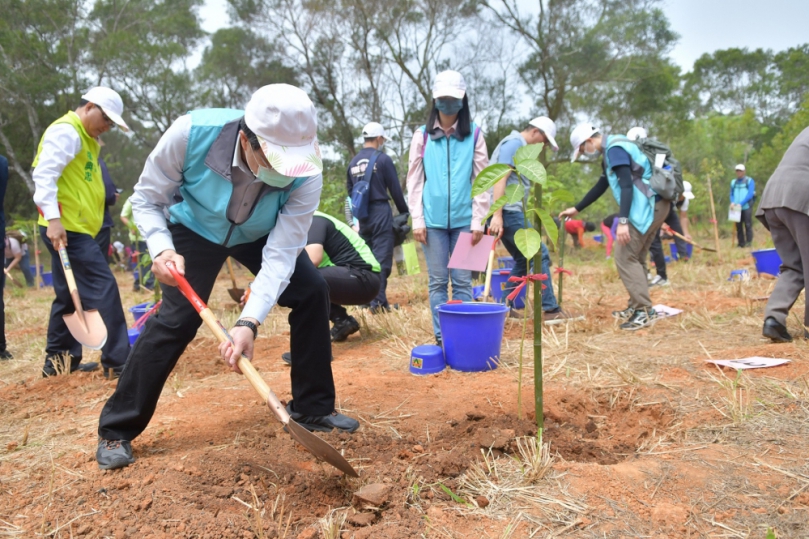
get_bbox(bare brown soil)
[1,240,808,538]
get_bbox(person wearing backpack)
[406,70,491,344]
[560,124,669,330]
[346,122,408,313]
[730,164,755,248]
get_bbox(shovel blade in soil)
[285,418,359,477]
[228,288,245,303]
[63,310,107,350]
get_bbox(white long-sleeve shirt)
[131,113,321,323]
[32,124,82,220]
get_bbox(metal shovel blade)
[283,416,359,477]
[228,287,245,303]
[63,309,107,350]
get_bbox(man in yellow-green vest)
[33,86,131,378]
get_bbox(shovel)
[481,235,500,300]
[166,262,358,477]
[661,224,717,252]
[58,244,107,350]
[226,258,245,303]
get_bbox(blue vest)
[731,177,752,210]
[420,123,478,229]
[604,136,656,234]
[169,109,308,247]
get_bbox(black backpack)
[631,137,684,201]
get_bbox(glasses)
[96,105,115,128]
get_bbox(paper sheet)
[706,357,791,370]
[653,304,683,318]
[447,233,496,271]
[654,153,667,168]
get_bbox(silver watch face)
[619,218,628,224]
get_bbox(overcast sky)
[200,0,809,72]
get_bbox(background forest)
[2,0,808,238]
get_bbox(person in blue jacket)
[560,124,669,331]
[95,85,359,470]
[405,70,492,345]
[730,164,755,247]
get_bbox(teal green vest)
[604,136,656,234]
[168,109,308,246]
[314,211,380,272]
[731,177,752,210]
[421,123,478,229]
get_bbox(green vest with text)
[33,111,104,236]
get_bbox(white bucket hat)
[81,87,129,132]
[626,126,647,141]
[245,84,322,177]
[528,116,558,151]
[361,122,385,139]
[569,123,600,162]
[432,70,466,99]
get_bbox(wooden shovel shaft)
[166,262,290,424]
[226,258,238,288]
[664,226,717,252]
[58,245,88,330]
[482,250,496,298]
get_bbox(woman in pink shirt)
[405,70,490,345]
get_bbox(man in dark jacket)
[346,122,408,313]
[756,127,809,342]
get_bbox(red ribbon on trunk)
[554,267,572,276]
[506,273,548,301]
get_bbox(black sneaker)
[96,439,135,470]
[0,349,12,360]
[620,308,656,331]
[762,317,792,343]
[612,307,634,320]
[285,402,360,433]
[281,352,292,366]
[331,317,360,342]
[103,366,124,379]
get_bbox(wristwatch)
[235,319,258,339]
[618,217,629,225]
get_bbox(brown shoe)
[543,308,585,325]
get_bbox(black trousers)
[98,223,336,442]
[359,202,394,308]
[40,227,130,368]
[0,240,5,352]
[736,208,754,247]
[95,226,111,264]
[320,265,380,322]
[649,203,688,280]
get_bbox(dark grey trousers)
[763,208,809,327]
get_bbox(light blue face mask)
[251,146,295,187]
[435,97,463,115]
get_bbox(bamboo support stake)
[33,229,42,288]
[706,174,721,258]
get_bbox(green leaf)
[766,528,776,539]
[515,160,547,186]
[531,207,559,247]
[438,483,470,506]
[514,142,543,163]
[514,228,542,260]
[481,184,526,224]
[548,189,575,204]
[471,164,512,198]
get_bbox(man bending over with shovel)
[96,85,360,470]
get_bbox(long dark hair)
[426,95,471,139]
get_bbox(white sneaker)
[646,272,653,282]
[650,275,670,287]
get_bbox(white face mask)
[583,140,600,158]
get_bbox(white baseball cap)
[682,180,695,200]
[432,70,466,99]
[245,84,322,177]
[735,164,746,172]
[626,126,647,141]
[569,123,600,162]
[528,116,558,151]
[81,87,129,132]
[361,122,385,139]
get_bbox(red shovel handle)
[166,262,207,314]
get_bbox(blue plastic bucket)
[670,243,693,261]
[472,285,484,300]
[128,327,141,346]
[40,272,53,287]
[409,345,445,375]
[497,256,514,269]
[129,302,154,324]
[438,302,508,372]
[593,234,603,243]
[752,249,781,276]
[490,269,525,309]
[29,265,44,275]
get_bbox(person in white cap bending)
[559,124,668,330]
[730,164,756,248]
[95,84,359,470]
[405,70,490,345]
[32,87,131,377]
[346,122,408,317]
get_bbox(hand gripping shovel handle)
[165,262,290,424]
